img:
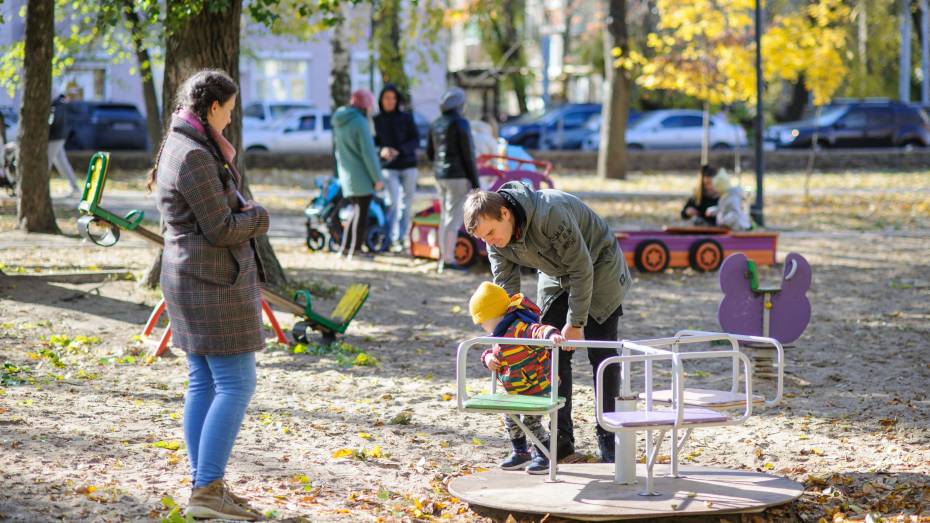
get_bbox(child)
[468,281,565,474]
[708,168,752,230]
[681,164,721,226]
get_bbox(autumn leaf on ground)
[332,448,354,459]
[152,440,181,451]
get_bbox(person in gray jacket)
[464,182,633,462]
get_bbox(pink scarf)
[177,108,241,187]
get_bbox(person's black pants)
[345,195,372,252]
[541,292,622,447]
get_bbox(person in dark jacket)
[373,84,419,250]
[681,164,720,225]
[463,182,634,463]
[426,87,479,271]
[48,93,79,196]
[150,69,268,521]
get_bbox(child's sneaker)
[525,449,550,475]
[500,450,532,470]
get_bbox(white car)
[243,109,332,153]
[582,109,747,150]
[243,100,314,129]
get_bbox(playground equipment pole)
[751,0,765,227]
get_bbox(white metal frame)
[595,341,754,496]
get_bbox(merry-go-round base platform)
[448,463,803,521]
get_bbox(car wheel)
[246,145,268,152]
[634,239,670,273]
[628,143,644,150]
[711,143,732,151]
[688,239,724,272]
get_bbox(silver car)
[583,109,747,150]
[243,109,333,153]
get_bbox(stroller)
[304,175,390,253]
[0,142,16,196]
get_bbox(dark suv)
[65,101,149,151]
[764,100,930,149]
[499,103,602,150]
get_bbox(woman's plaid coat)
[155,115,270,356]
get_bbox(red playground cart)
[409,155,554,267]
[616,226,778,273]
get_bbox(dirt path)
[1,172,929,521]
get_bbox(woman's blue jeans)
[184,351,256,488]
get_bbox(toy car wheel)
[306,228,326,251]
[634,239,670,273]
[291,321,310,344]
[366,226,390,253]
[455,233,478,267]
[688,238,724,272]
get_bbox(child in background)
[708,168,752,230]
[681,164,720,226]
[469,282,564,474]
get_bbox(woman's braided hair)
[146,69,238,191]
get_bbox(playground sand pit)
[1,172,929,521]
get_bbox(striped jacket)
[481,295,559,396]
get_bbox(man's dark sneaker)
[500,450,532,470]
[540,438,574,461]
[597,432,615,463]
[525,448,550,475]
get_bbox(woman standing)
[373,84,419,251]
[151,69,268,521]
[332,89,384,256]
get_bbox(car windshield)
[92,105,141,119]
[507,109,550,125]
[795,106,848,127]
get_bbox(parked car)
[0,106,18,143]
[65,101,148,151]
[577,111,643,150]
[499,103,602,149]
[243,100,315,129]
[412,111,430,149]
[243,109,332,153]
[764,100,930,149]
[585,109,746,151]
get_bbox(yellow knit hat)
[469,282,512,325]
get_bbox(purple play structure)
[717,252,812,345]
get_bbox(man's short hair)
[464,190,507,234]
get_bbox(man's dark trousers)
[541,292,622,454]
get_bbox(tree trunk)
[375,0,410,97]
[143,0,287,289]
[701,102,710,166]
[16,0,59,233]
[122,1,162,150]
[560,0,575,100]
[597,0,629,180]
[330,11,351,110]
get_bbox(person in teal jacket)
[332,89,384,255]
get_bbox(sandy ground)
[0,171,929,522]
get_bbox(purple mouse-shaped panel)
[718,252,811,344]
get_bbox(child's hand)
[483,353,502,371]
[549,333,565,346]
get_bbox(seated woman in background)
[681,164,720,226]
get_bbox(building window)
[60,67,107,100]
[351,52,381,93]
[254,59,308,101]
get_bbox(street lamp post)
[751,0,765,226]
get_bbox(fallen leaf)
[332,448,354,459]
[152,440,181,451]
[440,393,453,401]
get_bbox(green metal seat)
[463,393,565,414]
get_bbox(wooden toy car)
[616,226,778,273]
[408,155,554,267]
